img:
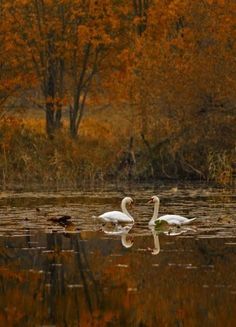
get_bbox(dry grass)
[0,115,131,189]
[0,112,234,190]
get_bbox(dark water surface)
[0,184,235,326]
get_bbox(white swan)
[98,197,134,224]
[148,196,196,226]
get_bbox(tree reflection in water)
[42,231,102,324]
[0,223,236,326]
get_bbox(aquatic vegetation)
[207,151,234,185]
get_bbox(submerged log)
[48,215,72,226]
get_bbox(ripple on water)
[0,186,235,327]
[67,284,84,289]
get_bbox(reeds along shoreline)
[0,116,234,189]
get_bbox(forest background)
[0,0,235,189]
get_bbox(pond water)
[0,183,235,326]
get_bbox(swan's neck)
[121,200,133,219]
[149,201,159,225]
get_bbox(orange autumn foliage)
[0,0,235,185]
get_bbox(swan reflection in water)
[149,224,194,255]
[101,223,134,248]
[100,221,195,253]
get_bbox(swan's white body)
[155,214,196,226]
[99,211,133,223]
[148,196,196,226]
[99,197,134,224]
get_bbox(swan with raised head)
[98,197,134,224]
[148,196,196,226]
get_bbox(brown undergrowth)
[0,115,234,189]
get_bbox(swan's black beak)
[130,201,134,208]
[147,199,153,204]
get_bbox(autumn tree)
[67,1,129,138]
[4,0,132,138]
[5,0,69,135]
[0,1,24,116]
[128,0,236,178]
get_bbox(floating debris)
[217,216,234,224]
[127,287,138,292]
[116,264,129,268]
[48,215,72,226]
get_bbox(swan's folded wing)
[99,211,132,222]
[159,215,195,225]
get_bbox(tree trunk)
[45,32,63,136]
[55,58,64,130]
[45,61,55,136]
[46,102,55,137]
[55,104,62,129]
[69,104,77,138]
